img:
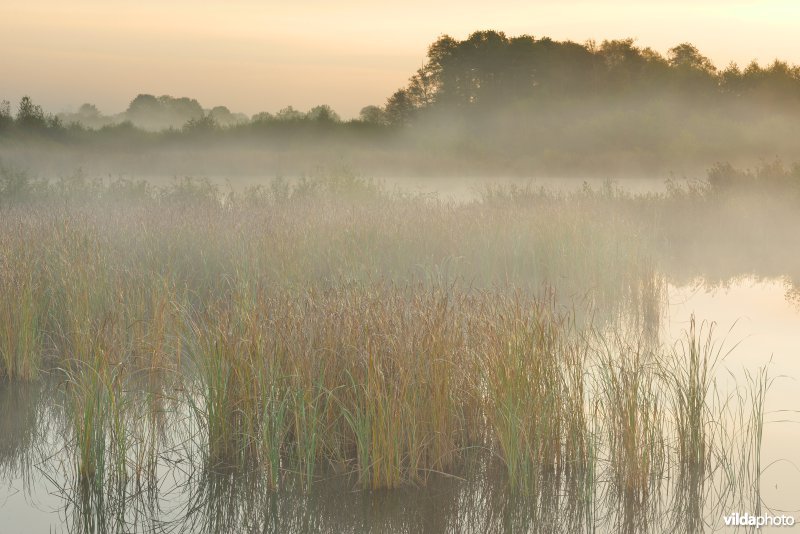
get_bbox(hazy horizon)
[3,0,800,118]
[3,3,800,531]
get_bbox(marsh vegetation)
[0,162,792,532]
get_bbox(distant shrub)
[707,160,800,196]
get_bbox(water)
[1,276,799,532]
[668,278,800,516]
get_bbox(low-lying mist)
[5,32,800,179]
[3,28,800,533]
[0,99,797,180]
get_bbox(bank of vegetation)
[0,164,780,531]
[4,33,800,174]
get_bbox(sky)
[2,0,800,119]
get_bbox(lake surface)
[667,278,800,517]
[1,276,799,532]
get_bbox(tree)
[359,105,387,125]
[209,106,247,127]
[275,106,305,121]
[719,62,744,96]
[251,111,274,122]
[127,94,161,115]
[667,43,717,95]
[384,89,415,126]
[407,67,438,108]
[125,94,203,130]
[161,96,204,122]
[16,96,47,131]
[75,103,104,128]
[422,35,460,105]
[307,105,340,123]
[598,39,668,93]
[737,60,800,108]
[668,43,715,72]
[183,114,218,135]
[125,94,163,129]
[78,103,101,119]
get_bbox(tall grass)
[0,170,775,531]
[481,293,589,492]
[0,270,45,380]
[595,335,666,533]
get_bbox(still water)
[667,278,800,517]
[1,277,799,533]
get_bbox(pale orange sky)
[2,0,800,118]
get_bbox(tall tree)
[16,96,46,131]
[385,89,415,126]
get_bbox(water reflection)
[2,277,799,533]
[40,453,747,533]
[3,400,758,533]
[0,382,41,478]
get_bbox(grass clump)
[0,169,776,531]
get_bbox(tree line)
[4,32,800,135]
[4,31,800,175]
[0,95,355,136]
[382,31,800,124]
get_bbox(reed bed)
[0,170,772,531]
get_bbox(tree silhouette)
[125,94,204,130]
[359,105,387,125]
[16,96,47,131]
[307,105,340,123]
[385,89,415,125]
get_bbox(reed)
[63,325,128,487]
[481,293,590,492]
[596,335,666,511]
[0,171,776,531]
[0,269,45,380]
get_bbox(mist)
[4,32,800,182]
[2,25,800,534]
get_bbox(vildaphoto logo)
[723,512,796,528]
